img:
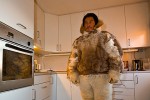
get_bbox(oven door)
[0,39,34,92]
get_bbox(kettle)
[132,60,143,71]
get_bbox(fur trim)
[108,70,120,84]
[67,72,80,85]
[80,19,104,34]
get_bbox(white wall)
[41,55,69,71]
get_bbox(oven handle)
[5,44,33,54]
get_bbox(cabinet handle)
[128,39,130,46]
[113,91,123,93]
[56,44,59,51]
[42,86,47,88]
[135,75,138,84]
[59,44,61,51]
[16,23,27,29]
[32,89,36,100]
[37,31,40,38]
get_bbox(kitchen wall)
[40,55,69,71]
[34,54,68,71]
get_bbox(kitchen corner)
[0,0,150,100]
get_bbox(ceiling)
[36,0,148,15]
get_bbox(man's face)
[84,17,95,32]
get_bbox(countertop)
[34,70,150,76]
[34,70,67,76]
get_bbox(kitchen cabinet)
[0,0,34,38]
[34,3,45,49]
[99,6,127,48]
[53,73,81,100]
[50,74,57,100]
[134,72,150,100]
[70,12,84,44]
[45,13,59,52]
[0,86,33,100]
[33,74,52,100]
[71,83,82,100]
[112,73,134,100]
[45,14,71,52]
[125,2,150,48]
[56,73,71,100]
[58,15,72,52]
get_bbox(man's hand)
[68,72,80,85]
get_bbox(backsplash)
[34,47,150,71]
[34,55,69,71]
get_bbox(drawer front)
[34,75,51,84]
[113,81,134,88]
[120,73,134,80]
[113,95,134,100]
[113,88,134,96]
[33,82,50,100]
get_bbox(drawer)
[120,73,134,80]
[113,88,134,96]
[34,75,52,84]
[113,81,134,88]
[33,82,51,100]
[113,95,134,100]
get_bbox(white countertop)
[34,70,150,76]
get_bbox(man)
[67,13,123,100]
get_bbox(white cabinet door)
[45,13,59,52]
[33,75,52,100]
[0,86,33,100]
[134,73,150,100]
[57,74,71,100]
[125,2,150,48]
[99,6,127,48]
[59,15,72,52]
[70,12,84,44]
[71,83,82,100]
[33,82,51,100]
[34,3,45,49]
[0,0,34,38]
[50,74,57,100]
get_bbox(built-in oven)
[0,21,34,92]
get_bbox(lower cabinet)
[71,83,82,100]
[33,74,52,100]
[134,73,150,100]
[0,86,33,100]
[56,74,71,100]
[54,72,150,100]
[112,73,134,100]
[52,73,82,100]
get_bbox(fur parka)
[67,20,123,84]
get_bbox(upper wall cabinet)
[34,3,45,49]
[125,2,150,48]
[45,13,59,52]
[45,14,71,52]
[58,15,72,52]
[99,6,127,48]
[0,0,34,38]
[70,12,84,44]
